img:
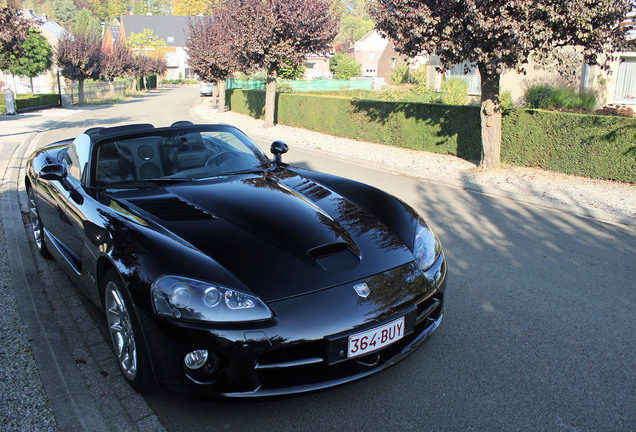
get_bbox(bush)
[500,90,514,109]
[390,63,411,85]
[161,79,198,85]
[15,94,59,110]
[523,84,597,109]
[502,109,635,183]
[440,78,469,105]
[523,84,553,109]
[330,53,362,80]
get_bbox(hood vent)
[308,242,349,259]
[129,197,215,221]
[308,242,360,272]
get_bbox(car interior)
[94,131,265,185]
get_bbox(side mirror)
[39,163,67,181]
[270,141,289,165]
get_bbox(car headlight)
[413,220,442,272]
[151,275,273,322]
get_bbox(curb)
[1,110,165,431]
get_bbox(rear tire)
[103,269,154,392]
[27,187,51,258]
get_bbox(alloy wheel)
[28,189,43,250]
[105,281,138,380]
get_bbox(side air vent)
[129,197,215,221]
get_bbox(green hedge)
[226,89,636,183]
[227,89,482,160]
[502,109,635,183]
[0,93,60,113]
[16,94,60,109]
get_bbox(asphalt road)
[26,87,636,431]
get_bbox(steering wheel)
[206,151,240,167]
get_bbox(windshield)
[93,126,270,186]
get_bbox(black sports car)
[25,122,446,396]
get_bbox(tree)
[5,28,53,94]
[0,6,32,70]
[226,0,340,127]
[51,0,78,30]
[172,0,209,15]
[101,43,134,92]
[278,63,307,80]
[56,30,102,105]
[186,13,239,113]
[334,0,374,43]
[74,8,102,39]
[105,0,127,19]
[336,14,374,43]
[126,28,166,57]
[370,0,633,170]
[126,29,167,91]
[131,0,171,15]
[330,52,360,79]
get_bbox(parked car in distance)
[25,121,447,397]
[199,82,214,96]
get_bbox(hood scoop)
[308,242,360,272]
[128,197,215,221]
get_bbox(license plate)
[348,317,405,358]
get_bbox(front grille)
[254,293,443,391]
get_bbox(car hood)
[112,170,415,302]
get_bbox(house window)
[369,52,374,60]
[614,57,636,102]
[305,62,317,69]
[167,36,175,44]
[166,52,178,67]
[447,63,481,95]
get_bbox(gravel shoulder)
[193,100,635,226]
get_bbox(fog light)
[184,350,208,370]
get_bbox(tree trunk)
[213,80,219,107]
[109,80,115,93]
[78,79,85,105]
[478,65,501,170]
[30,77,34,95]
[264,66,277,128]
[218,79,226,114]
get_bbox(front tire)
[27,187,50,257]
[103,269,153,391]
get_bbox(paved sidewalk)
[0,108,165,431]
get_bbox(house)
[600,11,636,105]
[304,54,332,80]
[347,30,406,82]
[103,24,121,53]
[118,14,206,80]
[0,10,65,94]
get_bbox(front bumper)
[138,256,446,397]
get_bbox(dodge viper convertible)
[25,122,446,397]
